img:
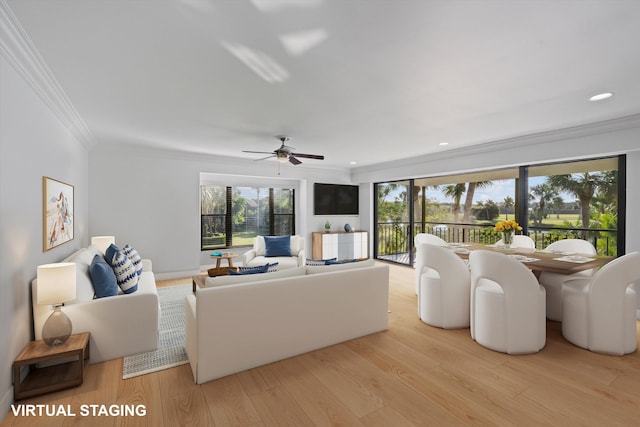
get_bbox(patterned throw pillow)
[123,244,143,276]
[230,264,270,275]
[108,247,139,294]
[326,259,357,265]
[306,258,337,266]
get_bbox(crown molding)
[353,113,640,176]
[0,0,94,149]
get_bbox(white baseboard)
[0,386,13,424]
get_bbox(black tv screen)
[314,183,359,215]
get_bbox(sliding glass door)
[374,155,623,266]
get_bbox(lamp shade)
[91,236,115,254]
[37,262,77,305]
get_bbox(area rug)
[122,284,191,379]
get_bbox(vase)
[502,231,513,249]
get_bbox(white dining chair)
[414,233,448,295]
[416,243,470,329]
[469,250,546,354]
[538,239,597,321]
[562,251,640,355]
[495,235,535,249]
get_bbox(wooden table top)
[449,243,614,275]
[14,332,90,364]
[210,253,237,259]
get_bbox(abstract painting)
[43,176,74,251]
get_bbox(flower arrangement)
[494,220,522,234]
[494,220,522,248]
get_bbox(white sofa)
[185,259,389,384]
[242,235,305,269]
[32,245,160,364]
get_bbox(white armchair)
[562,251,640,355]
[538,239,597,321]
[469,250,546,354]
[414,233,447,295]
[242,235,305,270]
[495,235,535,249]
[416,243,470,329]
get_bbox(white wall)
[0,55,89,420]
[625,151,640,317]
[88,146,358,277]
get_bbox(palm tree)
[530,183,558,225]
[547,173,606,239]
[503,196,514,220]
[462,181,493,223]
[443,183,466,222]
[551,196,564,219]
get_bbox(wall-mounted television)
[314,183,359,215]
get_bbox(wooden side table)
[207,253,238,277]
[13,332,90,400]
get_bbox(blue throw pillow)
[89,254,119,298]
[230,264,270,275]
[104,243,120,266]
[264,236,291,257]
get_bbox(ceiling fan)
[243,136,324,165]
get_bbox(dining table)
[447,243,614,277]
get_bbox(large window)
[200,185,294,250]
[375,156,623,265]
[528,157,619,256]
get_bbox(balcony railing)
[377,221,617,264]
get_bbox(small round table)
[208,253,238,277]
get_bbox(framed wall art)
[43,176,74,251]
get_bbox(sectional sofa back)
[187,263,389,384]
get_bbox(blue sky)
[426,177,575,204]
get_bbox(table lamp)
[37,262,77,346]
[91,236,115,254]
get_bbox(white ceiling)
[6,0,640,168]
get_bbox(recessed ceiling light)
[589,92,614,102]
[439,142,449,146]
[349,161,357,165]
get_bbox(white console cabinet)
[311,231,369,261]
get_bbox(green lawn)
[497,213,580,227]
[202,230,259,250]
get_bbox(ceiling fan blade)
[289,156,302,165]
[291,152,324,160]
[255,154,276,161]
[243,150,275,155]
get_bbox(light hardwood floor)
[5,263,640,426]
